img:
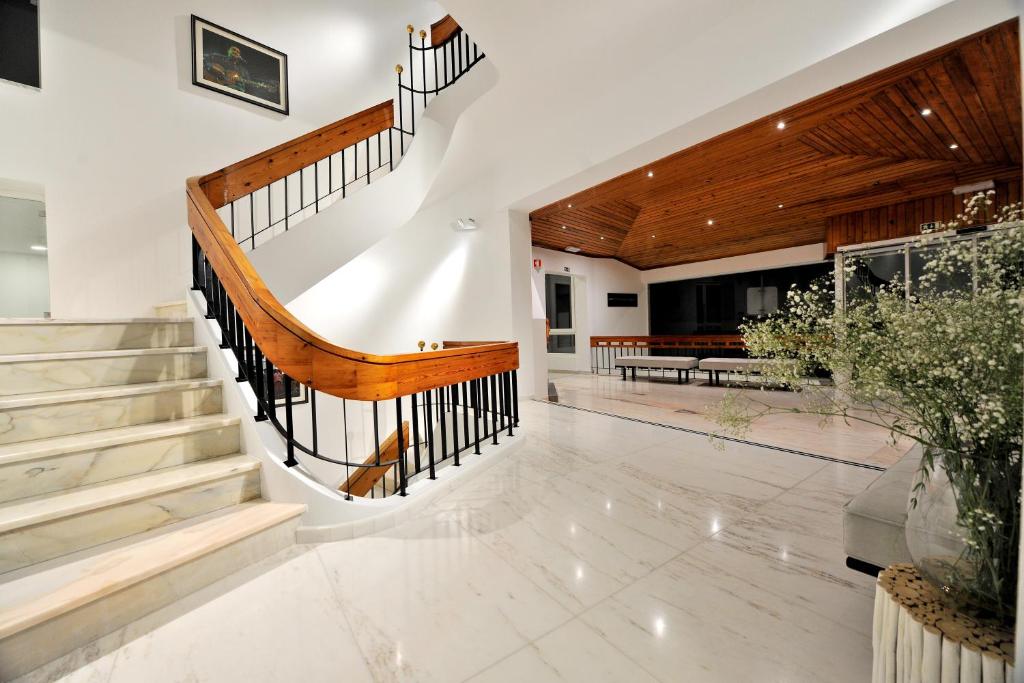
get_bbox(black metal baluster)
[265,360,276,423]
[433,40,439,95]
[376,132,382,176]
[512,370,519,426]
[310,388,318,458]
[396,398,407,496]
[505,372,514,436]
[299,167,305,215]
[396,69,405,154]
[315,160,320,212]
[472,378,481,454]
[490,374,499,444]
[420,32,427,107]
[425,389,435,479]
[191,236,200,290]
[254,345,266,421]
[408,30,415,136]
[497,370,506,431]
[353,142,358,186]
[372,400,380,499]
[443,38,448,85]
[284,175,289,231]
[451,385,460,465]
[283,374,297,466]
[366,137,371,185]
[461,382,470,446]
[249,193,255,249]
[438,387,448,461]
[234,309,244,381]
[341,148,347,198]
[411,392,421,474]
[480,373,489,439]
[341,399,352,500]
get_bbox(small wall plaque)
[607,293,638,307]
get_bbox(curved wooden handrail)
[430,15,460,45]
[188,178,517,401]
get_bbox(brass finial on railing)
[419,29,427,39]
[418,340,425,351]
[431,343,439,351]
[395,64,404,74]
[407,24,414,33]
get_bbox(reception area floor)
[546,370,911,468]
[20,396,881,683]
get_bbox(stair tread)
[0,500,305,639]
[0,454,259,534]
[0,414,240,466]
[0,378,221,410]
[0,346,205,363]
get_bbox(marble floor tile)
[466,618,659,683]
[13,393,880,683]
[580,549,873,683]
[315,514,574,683]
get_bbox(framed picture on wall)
[190,16,289,114]
[272,369,308,407]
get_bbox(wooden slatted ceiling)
[530,20,1022,270]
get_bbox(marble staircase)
[0,318,305,680]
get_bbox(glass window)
[845,251,905,303]
[0,1,41,88]
[546,334,575,354]
[909,243,972,296]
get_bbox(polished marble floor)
[20,397,882,683]
[547,370,911,467]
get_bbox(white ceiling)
[0,196,47,255]
[423,0,1017,217]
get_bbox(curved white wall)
[0,0,440,317]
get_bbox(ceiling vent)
[565,246,581,253]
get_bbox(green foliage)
[713,192,1023,620]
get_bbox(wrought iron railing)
[187,17,516,500]
[216,21,483,252]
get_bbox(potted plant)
[713,191,1023,623]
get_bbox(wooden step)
[0,454,260,574]
[0,414,240,504]
[0,501,305,680]
[0,378,223,445]
[0,319,194,355]
[0,346,208,396]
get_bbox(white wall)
[0,0,439,317]
[530,247,647,373]
[0,252,50,317]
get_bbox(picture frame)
[190,15,289,115]
[272,369,309,407]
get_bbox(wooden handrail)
[188,176,517,401]
[187,98,517,402]
[430,15,460,45]
[199,100,394,209]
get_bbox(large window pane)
[546,334,575,354]
[845,251,905,303]
[909,243,972,296]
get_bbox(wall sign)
[532,258,542,270]
[607,292,638,307]
[191,16,289,115]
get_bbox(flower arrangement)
[714,191,1023,621]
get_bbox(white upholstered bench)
[614,355,698,383]
[698,357,778,385]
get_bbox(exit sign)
[920,221,937,232]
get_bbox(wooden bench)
[614,355,698,383]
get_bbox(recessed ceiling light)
[707,219,714,225]
[647,170,654,178]
[651,234,655,238]
[949,143,959,150]
[921,108,932,116]
[776,121,786,130]
[30,245,47,251]
[567,203,573,208]
[561,225,567,230]
[778,204,784,209]
[599,236,604,240]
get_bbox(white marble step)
[0,319,194,355]
[0,378,223,445]
[0,414,240,504]
[0,501,305,680]
[0,453,260,574]
[154,301,188,318]
[0,346,208,396]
